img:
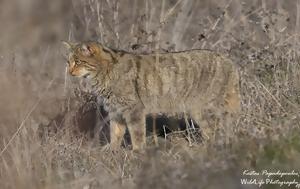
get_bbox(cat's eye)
[75,60,82,65]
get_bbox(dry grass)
[1,0,300,188]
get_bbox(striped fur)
[63,41,241,150]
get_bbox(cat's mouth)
[83,73,90,78]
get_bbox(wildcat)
[63,41,240,150]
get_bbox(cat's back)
[112,49,238,110]
[115,49,233,74]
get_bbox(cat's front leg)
[109,113,126,149]
[123,103,146,150]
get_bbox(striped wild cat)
[63,41,241,150]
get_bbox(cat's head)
[62,41,115,79]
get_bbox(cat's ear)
[80,43,98,56]
[62,41,75,51]
[81,44,92,56]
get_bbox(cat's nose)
[69,69,76,76]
